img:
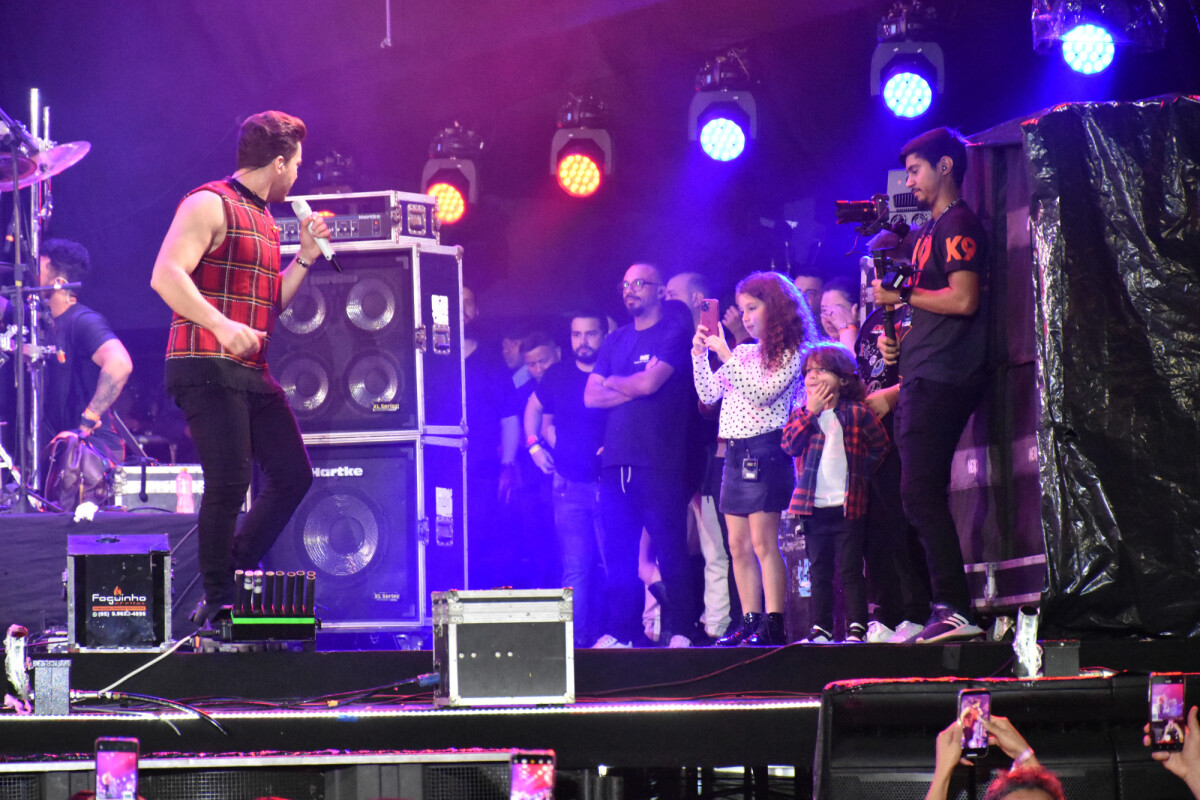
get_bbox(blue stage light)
[698,117,747,161]
[1061,23,1115,74]
[881,71,934,118]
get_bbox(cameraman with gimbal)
[869,126,988,644]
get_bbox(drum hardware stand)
[1,104,41,512]
[1,96,90,513]
[0,281,74,513]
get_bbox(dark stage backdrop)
[1024,96,1200,638]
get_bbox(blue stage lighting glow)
[699,117,746,161]
[1061,24,1115,74]
[882,72,933,118]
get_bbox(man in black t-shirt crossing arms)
[525,313,609,647]
[585,263,699,647]
[871,127,988,644]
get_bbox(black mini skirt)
[719,429,795,515]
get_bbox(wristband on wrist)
[80,413,100,430]
[528,443,543,454]
[295,255,313,269]
[899,284,913,303]
[525,434,540,447]
[1011,747,1035,771]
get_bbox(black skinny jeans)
[173,382,313,605]
[893,376,982,614]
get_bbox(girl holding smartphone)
[692,271,818,646]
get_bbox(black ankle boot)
[716,612,762,646]
[745,612,787,646]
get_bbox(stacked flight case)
[262,192,468,633]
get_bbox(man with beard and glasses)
[524,313,609,646]
[585,263,699,647]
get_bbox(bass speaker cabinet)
[268,244,464,436]
[261,436,467,629]
[814,675,1196,800]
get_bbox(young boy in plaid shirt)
[781,342,890,643]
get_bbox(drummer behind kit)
[0,96,110,513]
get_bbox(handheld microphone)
[290,198,342,273]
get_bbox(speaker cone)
[346,277,396,332]
[279,284,328,335]
[279,354,332,416]
[346,351,402,413]
[300,491,381,577]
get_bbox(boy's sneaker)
[866,620,894,643]
[844,623,867,643]
[915,605,985,643]
[800,625,833,644]
[593,634,632,649]
[888,620,925,643]
[666,634,693,648]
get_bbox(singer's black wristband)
[295,256,313,269]
[899,284,913,303]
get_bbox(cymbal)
[0,153,38,185]
[0,141,90,192]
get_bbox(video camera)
[835,193,911,239]
[872,252,914,290]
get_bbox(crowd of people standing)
[463,126,990,649]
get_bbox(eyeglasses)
[621,279,661,292]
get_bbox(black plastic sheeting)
[1023,95,1200,637]
[1031,0,1168,51]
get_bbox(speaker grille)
[142,768,324,800]
[263,442,420,626]
[424,764,509,800]
[0,775,39,800]
[269,251,418,434]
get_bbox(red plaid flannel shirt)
[781,398,890,519]
[165,180,280,369]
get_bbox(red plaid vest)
[164,180,280,370]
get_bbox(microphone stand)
[110,408,158,506]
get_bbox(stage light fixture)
[550,94,612,197]
[421,122,483,225]
[688,48,756,161]
[1061,23,1115,73]
[870,3,943,119]
[1032,1,1167,74]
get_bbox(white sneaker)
[593,634,632,649]
[888,620,924,643]
[667,634,692,648]
[866,620,894,643]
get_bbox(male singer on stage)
[150,110,330,626]
[871,127,988,644]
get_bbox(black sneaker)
[844,622,867,643]
[915,605,984,643]
[800,625,833,644]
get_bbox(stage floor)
[2,638,1197,766]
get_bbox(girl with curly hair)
[692,271,819,646]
